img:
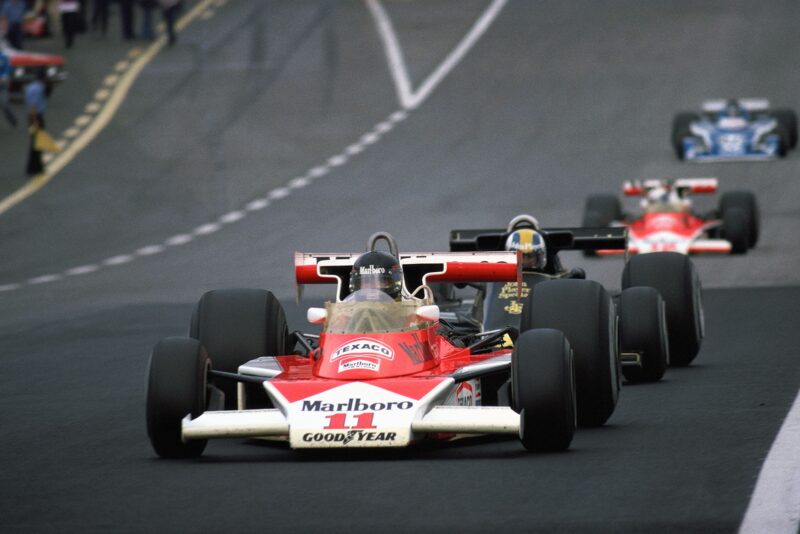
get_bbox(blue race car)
[672,99,797,161]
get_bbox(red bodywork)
[8,49,63,68]
[2,43,66,92]
[265,330,507,402]
[274,250,519,406]
[599,178,730,255]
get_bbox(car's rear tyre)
[146,337,209,458]
[512,329,575,452]
[191,289,290,409]
[722,208,750,254]
[773,108,798,149]
[618,287,669,383]
[583,195,622,227]
[672,112,698,158]
[582,195,622,256]
[522,279,619,427]
[720,191,759,247]
[622,252,703,367]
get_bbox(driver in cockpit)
[347,251,404,302]
[642,181,690,213]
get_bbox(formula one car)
[583,178,759,255]
[672,99,797,161]
[146,233,583,458]
[1,39,66,95]
[443,215,703,388]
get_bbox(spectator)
[119,0,135,40]
[138,0,157,40]
[159,0,180,46]
[0,0,26,49]
[58,0,81,48]
[91,0,109,35]
[25,68,47,176]
[0,47,17,127]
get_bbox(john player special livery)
[146,232,587,457]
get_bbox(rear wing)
[701,98,770,112]
[295,251,519,301]
[623,178,718,196]
[449,227,627,253]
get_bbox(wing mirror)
[415,305,440,322]
[307,307,327,324]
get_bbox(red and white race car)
[146,233,593,457]
[582,178,759,255]
[1,39,66,94]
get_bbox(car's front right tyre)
[146,337,210,459]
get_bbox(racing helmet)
[647,186,670,204]
[505,229,546,270]
[722,99,746,119]
[348,251,404,300]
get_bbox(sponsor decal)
[302,398,413,412]
[331,338,394,361]
[649,215,680,231]
[301,430,398,445]
[503,301,524,315]
[456,382,474,406]
[498,281,530,300]
[338,358,380,373]
[360,265,385,275]
[398,333,434,365]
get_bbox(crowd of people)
[1,0,183,177]
[1,0,183,51]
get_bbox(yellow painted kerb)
[0,0,218,217]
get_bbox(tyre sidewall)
[513,329,575,451]
[146,337,209,458]
[622,252,703,366]
[525,279,619,427]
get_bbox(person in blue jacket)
[0,48,16,127]
[0,0,26,49]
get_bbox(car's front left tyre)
[512,329,575,452]
[720,191,759,247]
[721,207,750,254]
[146,337,210,459]
[671,112,698,158]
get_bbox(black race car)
[437,215,704,407]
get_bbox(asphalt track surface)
[1,1,800,532]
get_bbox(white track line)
[366,0,507,110]
[0,2,506,293]
[739,389,800,534]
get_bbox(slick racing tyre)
[671,112,699,159]
[191,289,290,409]
[583,195,622,227]
[720,191,759,247]
[618,287,669,383]
[146,337,210,458]
[773,108,798,149]
[721,208,749,254]
[522,279,620,427]
[622,253,703,367]
[512,329,576,452]
[582,195,622,256]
